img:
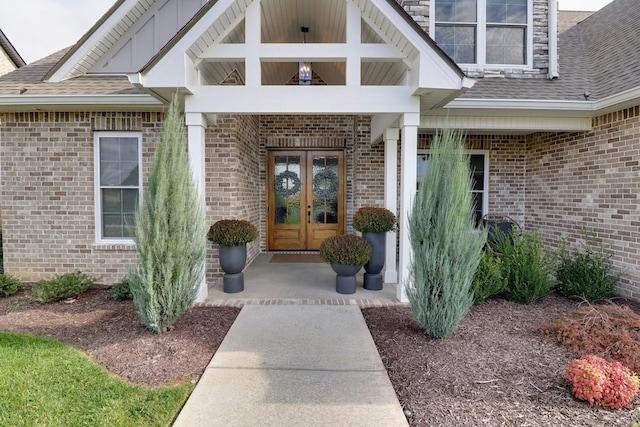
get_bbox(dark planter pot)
[219,245,247,293]
[362,232,385,291]
[330,263,362,294]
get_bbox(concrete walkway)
[173,304,408,426]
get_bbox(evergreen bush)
[496,230,554,304]
[129,93,207,333]
[30,271,97,303]
[0,274,23,297]
[471,249,506,304]
[555,236,619,301]
[406,129,486,338]
[110,278,133,301]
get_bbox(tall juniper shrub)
[406,129,486,338]
[129,94,207,333]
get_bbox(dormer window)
[433,0,530,67]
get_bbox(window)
[417,150,488,226]
[94,133,141,241]
[432,0,529,66]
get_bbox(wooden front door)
[268,150,344,250]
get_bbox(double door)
[268,150,344,250]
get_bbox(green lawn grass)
[0,332,192,427]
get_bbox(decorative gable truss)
[117,0,473,116]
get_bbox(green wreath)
[313,169,338,199]
[274,170,300,197]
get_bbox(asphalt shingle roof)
[0,0,638,103]
[461,0,640,102]
[0,48,145,96]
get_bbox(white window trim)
[429,0,534,69]
[417,149,489,220]
[94,131,142,244]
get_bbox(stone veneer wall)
[204,114,261,284]
[0,111,163,283]
[398,0,551,78]
[526,105,640,300]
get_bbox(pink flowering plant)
[564,354,639,409]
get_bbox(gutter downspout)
[548,0,559,79]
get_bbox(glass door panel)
[273,155,302,225]
[312,156,339,225]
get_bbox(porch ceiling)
[192,0,417,86]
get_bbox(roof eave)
[0,94,164,112]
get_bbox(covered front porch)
[204,253,401,306]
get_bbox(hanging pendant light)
[299,27,312,85]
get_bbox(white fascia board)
[203,43,406,62]
[420,115,592,132]
[0,94,162,109]
[594,86,640,113]
[445,98,594,113]
[185,86,420,114]
[48,0,141,82]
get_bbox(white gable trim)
[134,0,470,96]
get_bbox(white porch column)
[244,0,261,87]
[383,128,399,284]
[397,113,420,302]
[185,113,208,302]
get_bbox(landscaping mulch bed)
[363,294,640,426]
[1,288,639,425]
[0,287,240,387]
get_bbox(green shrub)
[406,129,486,338]
[496,230,554,304]
[30,271,97,303]
[0,274,23,297]
[471,250,506,304]
[352,207,397,233]
[319,234,372,266]
[555,238,619,302]
[110,278,133,300]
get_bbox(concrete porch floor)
[203,253,403,307]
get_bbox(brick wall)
[399,0,551,78]
[0,111,163,283]
[204,114,261,284]
[526,105,640,299]
[415,133,527,225]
